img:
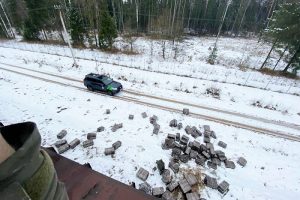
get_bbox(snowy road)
[1,65,300,200]
[1,62,299,142]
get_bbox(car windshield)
[101,76,113,85]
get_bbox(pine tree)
[99,9,117,49]
[7,0,27,32]
[23,0,50,40]
[68,4,85,46]
[266,1,300,73]
[0,23,6,38]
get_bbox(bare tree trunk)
[214,0,231,49]
[187,0,192,30]
[135,0,139,32]
[0,20,9,38]
[181,0,186,28]
[260,39,278,69]
[42,29,48,40]
[237,0,251,36]
[162,41,166,59]
[230,0,243,35]
[266,0,276,28]
[273,45,288,70]
[59,31,66,43]
[0,1,14,38]
[170,0,178,36]
[95,0,100,47]
[111,0,117,20]
[0,14,10,38]
[282,45,300,72]
[148,1,151,32]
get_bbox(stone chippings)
[153,123,160,134]
[186,192,200,200]
[57,130,67,139]
[167,181,179,192]
[203,136,210,143]
[150,115,158,124]
[139,182,151,194]
[169,119,177,127]
[180,135,189,145]
[141,112,148,118]
[185,147,191,155]
[195,155,206,166]
[111,123,123,132]
[224,160,236,169]
[128,114,134,120]
[179,178,192,194]
[210,131,217,139]
[184,173,198,186]
[104,147,115,155]
[171,148,181,157]
[203,125,210,132]
[136,167,149,181]
[191,141,201,151]
[158,121,246,198]
[164,138,175,149]
[201,151,210,159]
[97,126,105,132]
[204,175,218,189]
[156,159,165,174]
[207,161,217,170]
[82,140,94,148]
[57,143,70,154]
[87,132,96,140]
[179,154,189,163]
[112,141,122,150]
[189,150,198,159]
[185,125,192,135]
[169,161,180,173]
[162,190,175,200]
[54,139,67,148]
[237,157,247,167]
[218,181,230,194]
[218,141,227,149]
[162,169,173,184]
[211,158,221,166]
[167,134,176,140]
[177,123,183,130]
[183,108,189,115]
[69,138,80,149]
[152,187,164,197]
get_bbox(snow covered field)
[0,37,299,95]
[1,69,300,200]
[1,36,300,199]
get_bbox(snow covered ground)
[0,37,299,95]
[0,39,299,127]
[1,69,300,200]
[1,36,300,199]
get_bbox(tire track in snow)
[1,61,300,132]
[1,65,300,143]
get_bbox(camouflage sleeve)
[0,122,68,200]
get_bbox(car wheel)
[108,91,114,96]
[87,86,93,91]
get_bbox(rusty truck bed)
[45,148,157,200]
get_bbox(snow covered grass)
[1,70,300,200]
[1,44,299,127]
[1,36,300,199]
[0,36,299,96]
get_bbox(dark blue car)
[84,73,123,95]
